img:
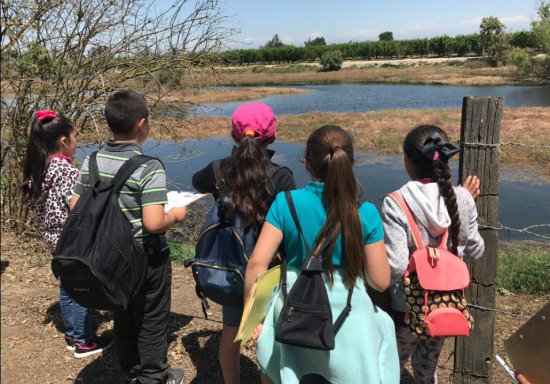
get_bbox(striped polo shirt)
[73,141,168,244]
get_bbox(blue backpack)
[185,160,284,317]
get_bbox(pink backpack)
[388,192,473,338]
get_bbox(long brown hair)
[22,114,74,202]
[305,125,363,289]
[224,136,274,234]
[403,125,461,254]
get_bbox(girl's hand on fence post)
[462,175,481,200]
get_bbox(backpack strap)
[333,288,353,334]
[387,191,450,250]
[88,152,100,186]
[213,160,225,191]
[112,155,157,192]
[387,192,425,250]
[283,191,353,336]
[285,190,313,258]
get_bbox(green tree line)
[218,31,540,65]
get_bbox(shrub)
[497,242,550,294]
[156,68,184,86]
[508,47,533,71]
[320,50,343,71]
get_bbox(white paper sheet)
[164,191,206,212]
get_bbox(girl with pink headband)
[22,110,113,358]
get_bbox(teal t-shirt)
[266,181,384,268]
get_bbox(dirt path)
[1,230,548,383]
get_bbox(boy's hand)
[143,205,186,233]
[168,206,187,223]
[461,175,480,200]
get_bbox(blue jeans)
[59,286,95,344]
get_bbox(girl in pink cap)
[192,102,296,384]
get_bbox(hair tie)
[329,146,342,157]
[35,110,57,122]
[421,134,459,162]
[244,129,256,137]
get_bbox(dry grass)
[202,64,525,86]
[142,107,550,177]
[158,87,310,105]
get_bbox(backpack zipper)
[191,261,244,282]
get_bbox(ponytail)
[224,136,274,233]
[306,125,363,289]
[22,113,74,202]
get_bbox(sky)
[156,0,543,49]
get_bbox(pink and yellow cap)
[231,102,276,141]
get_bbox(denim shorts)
[222,305,243,328]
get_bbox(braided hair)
[403,125,461,254]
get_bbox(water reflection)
[77,137,550,242]
[194,84,550,117]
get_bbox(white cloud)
[407,24,438,32]
[459,14,530,28]
[459,16,483,27]
[337,28,379,40]
[500,15,530,25]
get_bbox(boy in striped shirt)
[71,90,186,384]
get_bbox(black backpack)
[52,152,155,311]
[185,160,286,317]
[274,191,353,350]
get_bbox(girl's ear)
[58,135,68,150]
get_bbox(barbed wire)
[502,142,550,149]
[479,224,550,240]
[461,142,500,148]
[460,141,550,149]
[467,303,532,320]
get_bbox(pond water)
[195,83,550,117]
[77,137,550,242]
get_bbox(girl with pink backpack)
[381,124,485,383]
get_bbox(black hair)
[305,125,363,289]
[224,136,274,234]
[104,90,149,136]
[403,124,461,254]
[22,114,75,202]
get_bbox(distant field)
[183,58,533,86]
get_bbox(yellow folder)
[234,265,282,345]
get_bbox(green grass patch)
[169,241,195,264]
[250,64,315,74]
[373,134,402,152]
[497,242,550,294]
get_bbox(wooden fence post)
[454,96,503,383]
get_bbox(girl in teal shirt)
[244,125,399,384]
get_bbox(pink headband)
[35,110,57,122]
